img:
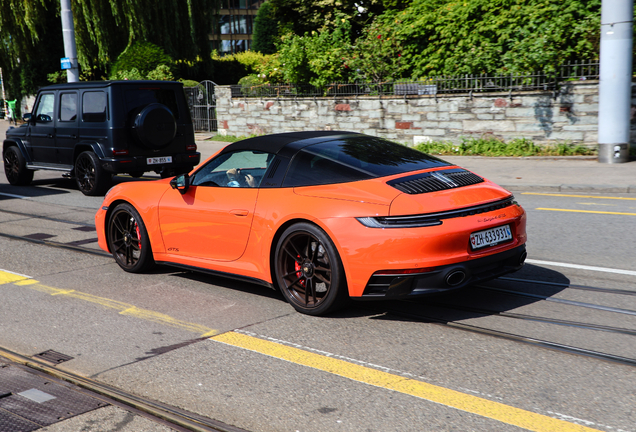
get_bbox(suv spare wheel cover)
[132,103,177,149]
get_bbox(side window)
[34,93,55,123]
[59,93,78,122]
[191,150,273,188]
[82,91,107,122]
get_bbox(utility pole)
[597,0,634,163]
[60,0,79,82]
[0,68,6,118]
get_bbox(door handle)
[230,209,249,217]
[48,134,53,138]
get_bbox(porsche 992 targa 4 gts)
[95,131,527,315]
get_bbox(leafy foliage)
[71,0,216,76]
[213,50,282,84]
[252,1,278,54]
[269,0,383,36]
[378,0,602,77]
[109,42,173,79]
[416,137,598,157]
[277,16,354,86]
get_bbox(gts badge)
[168,247,180,252]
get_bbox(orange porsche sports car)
[95,131,527,315]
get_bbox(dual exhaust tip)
[444,251,527,287]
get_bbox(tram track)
[368,301,636,368]
[3,209,636,373]
[0,346,248,432]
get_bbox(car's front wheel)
[107,203,154,273]
[4,146,33,186]
[274,222,347,315]
[75,151,111,196]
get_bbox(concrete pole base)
[598,143,630,163]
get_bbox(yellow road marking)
[0,270,30,284]
[537,208,636,216]
[1,271,218,337]
[522,192,636,201]
[0,270,609,430]
[212,332,602,432]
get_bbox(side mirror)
[170,173,190,195]
[22,113,32,123]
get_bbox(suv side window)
[35,93,55,123]
[59,93,78,122]
[82,91,107,122]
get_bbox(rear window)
[125,88,179,119]
[283,136,450,187]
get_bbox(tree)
[0,0,63,105]
[269,0,384,36]
[277,16,354,86]
[252,1,278,54]
[0,0,217,91]
[378,0,602,77]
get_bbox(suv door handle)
[48,134,53,138]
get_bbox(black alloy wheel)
[4,146,33,185]
[75,151,111,196]
[274,222,347,315]
[107,203,154,273]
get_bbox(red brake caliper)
[135,222,141,249]
[295,255,305,287]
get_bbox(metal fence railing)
[231,60,600,99]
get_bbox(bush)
[211,50,281,84]
[415,136,597,157]
[110,42,173,79]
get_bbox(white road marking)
[526,259,636,277]
[0,192,27,199]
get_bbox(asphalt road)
[1,136,636,431]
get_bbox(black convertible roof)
[219,131,361,155]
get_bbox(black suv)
[3,81,201,195]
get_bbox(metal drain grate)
[0,364,106,431]
[33,350,74,364]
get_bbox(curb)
[502,184,636,194]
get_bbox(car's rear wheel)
[274,223,347,315]
[75,151,111,196]
[107,203,154,273]
[4,146,33,185]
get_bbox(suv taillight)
[112,149,129,156]
[186,144,197,152]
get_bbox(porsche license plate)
[470,225,512,250]
[147,156,172,165]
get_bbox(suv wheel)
[75,151,111,196]
[4,146,34,186]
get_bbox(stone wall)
[215,81,635,147]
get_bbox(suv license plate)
[147,156,172,165]
[470,225,512,250]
